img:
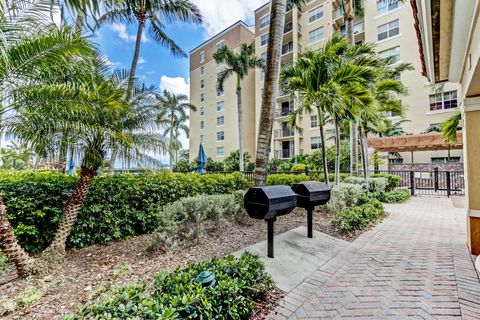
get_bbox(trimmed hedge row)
[0,171,248,252]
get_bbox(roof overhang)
[412,0,477,84]
[367,132,463,153]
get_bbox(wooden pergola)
[367,132,463,153]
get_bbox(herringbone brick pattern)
[269,197,480,319]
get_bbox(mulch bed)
[0,208,360,320]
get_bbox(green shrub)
[332,197,385,232]
[266,173,311,186]
[370,174,401,191]
[326,183,363,213]
[290,163,306,172]
[0,171,248,252]
[378,189,410,203]
[149,193,243,251]
[343,176,388,193]
[71,252,274,320]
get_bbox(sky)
[91,0,267,164]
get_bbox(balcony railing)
[332,8,344,20]
[354,21,364,34]
[282,41,294,55]
[274,129,295,138]
[284,22,293,34]
[274,149,294,159]
[274,106,294,118]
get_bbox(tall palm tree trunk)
[318,108,328,185]
[43,166,97,256]
[236,80,244,172]
[254,0,286,186]
[0,193,35,277]
[359,129,370,190]
[346,0,358,175]
[127,17,145,98]
[334,119,341,185]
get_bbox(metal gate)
[380,169,465,196]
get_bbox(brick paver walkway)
[269,196,480,319]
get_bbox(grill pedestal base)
[307,207,313,238]
[267,218,276,258]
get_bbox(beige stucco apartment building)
[189,0,462,169]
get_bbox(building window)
[200,66,205,75]
[431,157,461,163]
[217,131,224,141]
[200,134,205,143]
[216,40,225,50]
[200,93,204,102]
[260,33,269,46]
[377,19,399,41]
[385,110,399,118]
[217,89,224,97]
[310,115,318,128]
[200,51,205,63]
[260,14,270,29]
[377,0,399,15]
[311,137,321,150]
[309,27,324,44]
[217,146,225,157]
[217,116,224,126]
[379,46,400,65]
[200,120,204,130]
[261,52,267,62]
[308,5,323,23]
[200,106,205,116]
[389,158,403,164]
[200,79,204,89]
[216,101,224,112]
[429,90,458,111]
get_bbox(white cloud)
[105,56,122,68]
[191,0,267,37]
[138,57,146,65]
[159,76,190,97]
[110,23,148,43]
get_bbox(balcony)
[274,148,294,159]
[274,105,294,118]
[282,41,294,55]
[274,128,295,138]
[332,8,345,27]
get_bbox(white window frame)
[216,116,224,127]
[216,40,225,49]
[200,79,205,89]
[379,46,400,65]
[200,120,204,130]
[377,19,399,42]
[310,137,321,150]
[200,93,205,102]
[216,101,224,112]
[310,115,319,128]
[376,0,400,16]
[259,14,270,30]
[308,5,324,24]
[216,146,225,157]
[216,131,225,141]
[429,90,458,112]
[260,33,269,46]
[309,27,324,44]
[200,66,205,76]
[200,106,205,116]
[199,51,205,63]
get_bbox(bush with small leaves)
[370,174,401,191]
[332,197,385,232]
[343,176,388,193]
[377,189,410,203]
[69,253,274,320]
[266,173,311,186]
[326,183,363,213]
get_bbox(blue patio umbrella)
[197,143,207,174]
[67,159,75,175]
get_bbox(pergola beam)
[367,132,463,153]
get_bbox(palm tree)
[155,89,195,167]
[282,36,375,185]
[441,111,461,143]
[0,1,102,276]
[213,43,264,172]
[254,0,304,186]
[97,0,202,96]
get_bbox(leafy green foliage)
[148,193,244,251]
[370,174,401,191]
[266,173,311,186]
[326,183,363,213]
[223,150,255,172]
[0,171,248,252]
[290,163,306,172]
[70,253,273,319]
[333,197,385,232]
[377,189,410,203]
[343,176,388,193]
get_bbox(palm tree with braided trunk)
[213,43,264,172]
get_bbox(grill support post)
[267,218,275,258]
[307,206,313,238]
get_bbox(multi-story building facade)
[189,0,462,168]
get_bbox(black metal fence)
[214,168,465,197]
